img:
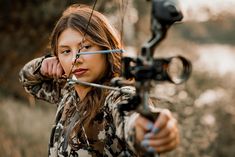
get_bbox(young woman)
[19,4,179,157]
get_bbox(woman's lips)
[73,68,88,77]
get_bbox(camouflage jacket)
[19,57,144,157]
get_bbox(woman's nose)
[72,50,83,65]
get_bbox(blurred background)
[0,0,235,156]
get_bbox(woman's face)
[57,28,107,83]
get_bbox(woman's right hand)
[40,57,64,79]
[135,109,179,154]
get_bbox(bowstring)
[118,0,130,156]
[67,0,98,79]
[65,0,98,150]
[64,0,138,155]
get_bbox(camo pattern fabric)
[19,57,142,157]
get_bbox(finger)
[144,121,177,142]
[56,63,64,78]
[154,138,178,153]
[136,122,145,142]
[142,137,178,154]
[50,59,58,78]
[52,61,58,78]
[47,60,53,77]
[141,128,177,149]
[151,109,172,134]
[153,127,179,153]
[40,60,48,76]
[149,131,177,147]
[136,116,155,132]
[52,60,61,78]
[135,116,154,142]
[155,118,177,139]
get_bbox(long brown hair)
[50,4,122,149]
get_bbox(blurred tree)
[0,0,118,99]
[0,0,69,98]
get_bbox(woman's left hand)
[135,109,179,154]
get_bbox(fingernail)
[140,140,149,148]
[146,122,154,131]
[144,133,153,139]
[147,146,156,153]
[151,127,159,134]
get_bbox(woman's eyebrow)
[58,40,89,48]
[58,45,69,48]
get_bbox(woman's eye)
[83,45,92,50]
[61,50,70,54]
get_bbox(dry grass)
[0,98,55,157]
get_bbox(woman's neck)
[74,85,91,101]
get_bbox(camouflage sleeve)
[106,86,144,154]
[19,57,63,104]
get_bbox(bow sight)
[122,0,190,82]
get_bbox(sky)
[180,0,235,22]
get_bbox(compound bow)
[67,0,192,156]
